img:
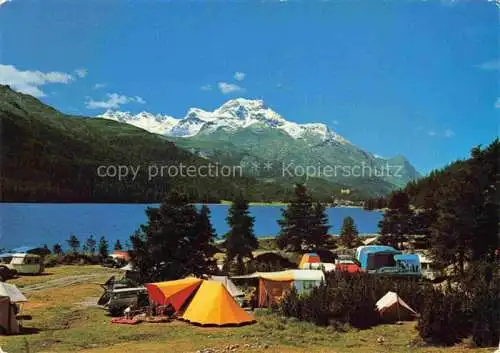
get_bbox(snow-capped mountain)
[99,98,420,192]
[100,110,180,135]
[100,98,349,144]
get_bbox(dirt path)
[21,274,107,293]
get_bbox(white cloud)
[218,82,244,94]
[0,64,74,97]
[74,68,88,78]
[134,96,146,104]
[93,83,106,90]
[85,93,146,110]
[477,58,500,71]
[427,130,436,137]
[495,97,500,109]
[444,129,455,138]
[0,0,11,7]
[234,72,246,81]
[200,84,212,91]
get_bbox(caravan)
[356,246,421,277]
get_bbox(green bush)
[417,287,469,346]
[417,261,500,347]
[277,271,428,329]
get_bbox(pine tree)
[52,243,63,255]
[67,234,80,254]
[429,142,499,274]
[276,184,314,252]
[224,195,258,275]
[98,236,109,260]
[378,190,412,249]
[86,235,97,256]
[339,216,359,248]
[114,240,123,251]
[307,201,330,251]
[189,205,218,276]
[130,191,211,282]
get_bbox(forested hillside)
[0,85,291,202]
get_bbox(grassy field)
[0,266,492,353]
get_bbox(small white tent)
[375,291,417,322]
[0,283,27,304]
[0,283,27,335]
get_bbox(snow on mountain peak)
[99,98,349,143]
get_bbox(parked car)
[102,256,127,269]
[0,265,17,281]
[4,253,45,275]
[98,286,148,317]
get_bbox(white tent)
[0,283,27,303]
[375,291,417,322]
[210,276,244,297]
[0,283,26,335]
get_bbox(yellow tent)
[298,253,321,269]
[181,280,255,326]
[145,278,255,327]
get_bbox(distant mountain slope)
[0,85,294,202]
[102,98,421,192]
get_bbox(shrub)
[277,271,426,329]
[417,287,469,346]
[417,261,500,347]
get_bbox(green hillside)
[0,85,294,202]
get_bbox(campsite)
[0,264,493,353]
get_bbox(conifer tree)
[339,216,359,248]
[224,195,258,275]
[308,201,330,251]
[378,190,412,249]
[52,243,63,255]
[67,234,80,255]
[430,142,499,274]
[130,192,202,282]
[86,235,97,256]
[276,184,314,252]
[98,236,109,260]
[189,205,218,276]
[114,240,123,251]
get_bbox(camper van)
[5,253,44,275]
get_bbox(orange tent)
[146,278,202,311]
[111,250,130,261]
[145,278,255,326]
[298,253,321,269]
[258,278,293,307]
[181,281,255,326]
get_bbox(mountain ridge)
[101,98,421,190]
[100,98,351,145]
[0,85,392,202]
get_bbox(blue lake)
[0,203,383,250]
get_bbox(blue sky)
[0,0,498,174]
